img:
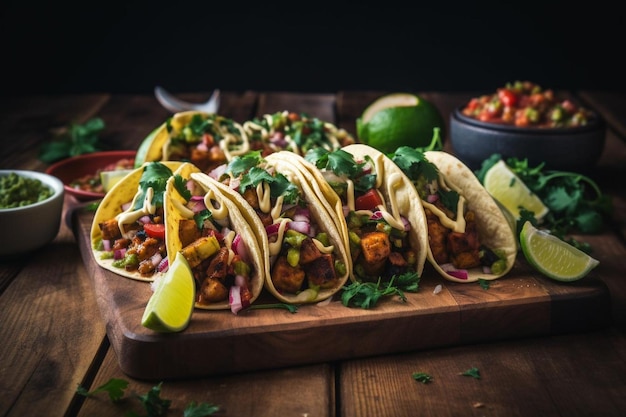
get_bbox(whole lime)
[356,93,445,154]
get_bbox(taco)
[135,111,249,173]
[90,161,184,281]
[276,144,429,283]
[389,148,517,283]
[163,162,265,311]
[197,150,351,304]
[241,111,355,156]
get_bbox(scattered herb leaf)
[412,372,434,384]
[76,377,128,402]
[40,117,106,163]
[341,272,420,309]
[478,279,490,290]
[77,378,220,416]
[461,367,481,379]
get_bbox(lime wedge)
[356,93,444,153]
[520,221,599,282]
[484,159,549,221]
[141,254,195,332]
[100,169,134,193]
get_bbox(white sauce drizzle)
[116,186,156,237]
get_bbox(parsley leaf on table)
[460,367,481,379]
[39,117,106,163]
[76,377,128,402]
[412,372,434,384]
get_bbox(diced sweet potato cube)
[299,237,322,264]
[305,254,337,289]
[272,256,305,294]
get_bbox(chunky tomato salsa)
[461,81,594,128]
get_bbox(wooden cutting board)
[73,209,611,381]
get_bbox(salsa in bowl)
[450,81,606,172]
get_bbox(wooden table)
[2,90,626,417]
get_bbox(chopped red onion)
[229,285,243,315]
[288,220,310,235]
[448,270,468,280]
[103,239,112,252]
[114,248,126,260]
[265,223,281,236]
[427,194,439,203]
[150,252,162,267]
[157,257,169,273]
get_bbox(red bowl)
[45,150,137,201]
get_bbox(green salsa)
[0,173,53,208]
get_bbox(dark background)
[2,2,625,95]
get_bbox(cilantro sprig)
[226,151,301,204]
[341,272,420,309]
[133,162,175,210]
[39,117,106,163]
[305,148,377,193]
[77,378,220,417]
[475,154,612,250]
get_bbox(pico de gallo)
[461,81,594,128]
[70,157,135,194]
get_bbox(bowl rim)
[0,169,64,212]
[452,105,604,134]
[45,150,137,200]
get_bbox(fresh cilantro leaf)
[184,401,220,417]
[390,146,440,184]
[478,279,490,290]
[174,174,192,201]
[305,148,376,193]
[76,378,128,402]
[225,151,263,177]
[135,382,171,417]
[239,166,301,204]
[461,367,481,379]
[133,162,174,210]
[412,372,434,384]
[39,117,106,163]
[341,272,420,309]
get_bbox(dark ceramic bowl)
[45,150,136,201]
[449,107,606,172]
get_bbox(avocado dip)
[0,172,53,208]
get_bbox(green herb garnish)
[460,367,481,379]
[77,378,220,417]
[341,272,420,309]
[412,372,434,384]
[39,117,106,163]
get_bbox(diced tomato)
[498,89,518,107]
[143,223,166,239]
[355,189,383,211]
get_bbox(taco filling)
[304,147,419,282]
[160,112,248,173]
[165,164,262,311]
[242,111,355,157]
[390,147,511,280]
[93,162,175,279]
[205,150,348,302]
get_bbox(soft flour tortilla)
[423,150,518,283]
[164,162,266,310]
[90,161,183,281]
[270,146,430,281]
[192,155,351,304]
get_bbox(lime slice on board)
[100,169,134,193]
[483,159,549,221]
[141,253,195,332]
[520,221,599,282]
[356,93,444,154]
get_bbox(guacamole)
[0,172,53,208]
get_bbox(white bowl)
[0,170,65,257]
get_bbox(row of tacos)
[90,138,517,311]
